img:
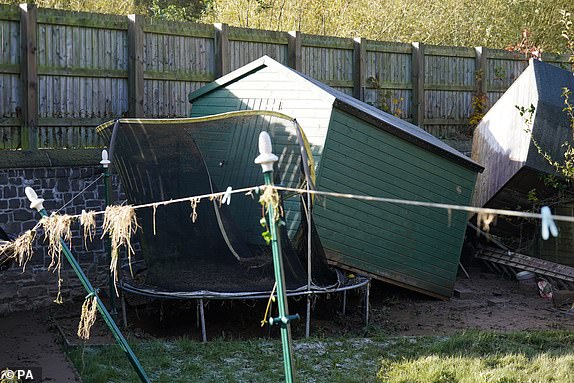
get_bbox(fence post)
[214,23,230,77]
[411,42,425,128]
[128,14,144,117]
[353,37,366,101]
[19,3,38,150]
[288,31,301,71]
[475,46,488,108]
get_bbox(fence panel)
[0,5,571,151]
[364,41,413,121]
[228,28,288,71]
[143,22,215,117]
[301,35,354,95]
[36,9,128,148]
[0,6,21,149]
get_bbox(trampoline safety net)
[97,111,339,297]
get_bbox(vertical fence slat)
[411,42,425,128]
[128,14,144,117]
[19,3,38,149]
[215,23,229,77]
[353,37,366,101]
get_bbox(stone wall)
[0,164,123,315]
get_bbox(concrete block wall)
[0,165,124,315]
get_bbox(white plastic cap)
[100,149,111,168]
[254,131,278,173]
[25,186,45,212]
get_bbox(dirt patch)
[0,310,80,382]
[1,267,573,381]
[373,268,574,336]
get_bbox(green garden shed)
[188,56,482,298]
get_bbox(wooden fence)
[1,4,571,151]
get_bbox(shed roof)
[189,55,483,172]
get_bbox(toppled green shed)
[189,56,482,298]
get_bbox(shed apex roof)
[189,55,482,172]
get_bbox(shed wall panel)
[314,109,476,297]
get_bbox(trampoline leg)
[196,301,200,329]
[342,290,347,316]
[199,299,207,343]
[364,283,370,326]
[305,295,311,338]
[121,292,128,329]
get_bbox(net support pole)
[25,187,151,383]
[255,132,297,383]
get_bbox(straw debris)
[41,214,74,304]
[77,294,98,340]
[80,209,97,248]
[102,205,139,295]
[259,185,283,222]
[190,198,200,223]
[0,230,36,271]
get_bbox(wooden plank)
[365,82,412,90]
[214,23,229,77]
[143,19,214,38]
[287,31,302,71]
[353,37,366,101]
[37,66,127,78]
[302,34,354,49]
[228,26,288,44]
[0,64,19,74]
[20,3,38,150]
[128,14,144,117]
[424,84,474,91]
[143,70,213,82]
[425,118,469,125]
[37,8,126,30]
[37,117,111,126]
[411,42,425,127]
[0,4,19,21]
[365,40,411,54]
[425,44,475,58]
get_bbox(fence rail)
[1,4,571,151]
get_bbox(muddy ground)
[1,266,573,382]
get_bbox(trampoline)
[96,111,369,339]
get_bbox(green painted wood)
[330,111,476,186]
[314,109,476,297]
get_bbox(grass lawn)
[68,330,574,382]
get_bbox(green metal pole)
[264,171,297,383]
[102,160,117,314]
[255,131,297,383]
[27,188,151,383]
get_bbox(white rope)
[38,183,574,225]
[271,185,574,224]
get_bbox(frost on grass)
[101,205,139,296]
